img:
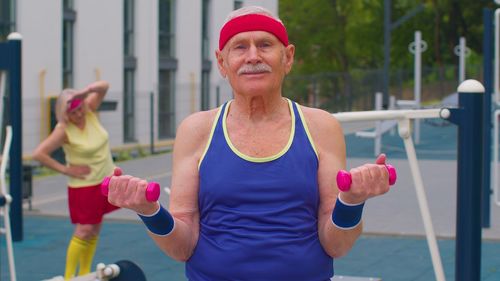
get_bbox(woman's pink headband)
[219,14,289,50]
[67,98,83,113]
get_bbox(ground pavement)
[1,119,500,280]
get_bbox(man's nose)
[245,44,262,63]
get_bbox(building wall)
[13,0,278,155]
[135,1,158,147]
[17,0,62,154]
[175,0,202,127]
[76,0,123,146]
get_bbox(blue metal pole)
[150,92,154,155]
[448,80,484,281]
[8,35,23,241]
[482,7,493,228]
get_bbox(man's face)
[216,31,294,96]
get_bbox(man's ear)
[283,44,295,75]
[215,50,227,78]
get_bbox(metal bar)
[7,34,23,242]
[454,80,484,281]
[483,8,493,228]
[414,31,422,144]
[459,37,466,83]
[399,119,446,281]
[495,8,500,105]
[150,92,154,155]
[333,108,449,123]
[494,110,500,206]
[1,126,16,281]
[333,107,450,281]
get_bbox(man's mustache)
[237,63,272,75]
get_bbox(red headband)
[67,98,83,113]
[219,14,289,50]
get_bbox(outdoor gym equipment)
[43,260,146,281]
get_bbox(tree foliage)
[279,0,490,75]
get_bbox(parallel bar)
[454,80,484,281]
[7,35,23,242]
[399,119,445,281]
[494,8,500,105]
[332,107,449,281]
[494,110,500,206]
[1,126,16,281]
[333,108,448,122]
[483,8,493,228]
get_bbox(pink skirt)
[67,184,120,224]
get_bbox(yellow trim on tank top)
[222,99,295,163]
[198,105,224,170]
[295,103,319,159]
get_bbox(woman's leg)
[64,223,102,278]
[64,234,89,279]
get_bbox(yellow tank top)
[62,111,114,187]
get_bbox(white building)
[0,0,278,157]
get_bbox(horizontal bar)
[333,108,450,123]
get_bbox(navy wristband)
[138,205,175,236]
[331,196,365,230]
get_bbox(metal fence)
[283,64,483,113]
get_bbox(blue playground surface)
[1,215,500,280]
[345,118,457,160]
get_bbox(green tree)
[280,0,488,72]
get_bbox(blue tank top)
[186,99,333,281]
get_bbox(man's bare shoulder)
[298,105,342,134]
[176,108,220,145]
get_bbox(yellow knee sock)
[64,236,90,279]
[78,236,98,275]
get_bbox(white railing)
[494,110,500,206]
[495,9,500,105]
[0,126,16,281]
[355,92,397,157]
[494,9,500,207]
[333,108,450,281]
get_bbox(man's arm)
[148,111,212,260]
[107,110,216,261]
[302,106,390,258]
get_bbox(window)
[159,0,175,59]
[234,0,243,10]
[123,0,136,142]
[63,0,76,88]
[124,0,134,57]
[158,70,175,138]
[0,0,15,41]
[123,69,136,142]
[201,0,210,60]
[158,0,177,138]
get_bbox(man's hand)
[338,153,391,204]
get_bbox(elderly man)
[107,6,391,281]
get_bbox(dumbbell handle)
[101,176,160,202]
[336,164,397,192]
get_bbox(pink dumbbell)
[101,176,161,202]
[336,164,397,192]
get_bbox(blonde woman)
[33,80,120,279]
